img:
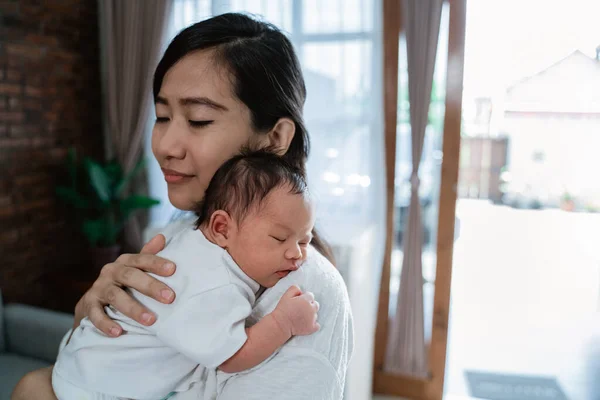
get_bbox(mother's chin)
[166,190,203,212]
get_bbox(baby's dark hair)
[195,148,309,228]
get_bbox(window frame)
[372,0,466,398]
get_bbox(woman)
[12,12,353,400]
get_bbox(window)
[147,0,383,250]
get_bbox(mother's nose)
[154,121,186,160]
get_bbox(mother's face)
[152,50,262,210]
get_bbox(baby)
[53,150,319,400]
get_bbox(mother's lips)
[161,168,194,184]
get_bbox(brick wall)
[0,0,103,310]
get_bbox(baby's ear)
[209,210,232,247]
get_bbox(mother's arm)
[11,235,178,400]
[218,349,344,400]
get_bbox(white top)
[165,218,356,400]
[56,217,355,400]
[54,225,260,400]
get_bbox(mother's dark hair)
[153,12,334,264]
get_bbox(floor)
[382,200,600,400]
[444,200,600,399]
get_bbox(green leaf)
[120,195,160,220]
[103,159,123,185]
[115,158,146,196]
[83,218,121,247]
[56,186,88,209]
[85,158,111,203]
[82,219,105,247]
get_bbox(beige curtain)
[99,0,172,250]
[385,0,443,377]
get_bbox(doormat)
[464,371,568,400]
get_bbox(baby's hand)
[272,285,320,337]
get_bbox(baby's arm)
[219,285,320,373]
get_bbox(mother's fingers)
[104,285,156,326]
[113,265,174,304]
[115,253,175,276]
[87,302,123,337]
[140,234,166,255]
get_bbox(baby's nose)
[286,244,302,259]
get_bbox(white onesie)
[53,226,260,400]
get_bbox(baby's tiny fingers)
[313,312,319,325]
[302,291,315,302]
[312,300,320,312]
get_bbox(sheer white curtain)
[98,0,172,250]
[145,1,386,399]
[385,0,443,378]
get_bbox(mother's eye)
[189,120,213,128]
[155,117,170,123]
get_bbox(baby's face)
[227,186,315,288]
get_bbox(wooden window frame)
[372,0,466,399]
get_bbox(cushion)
[4,304,73,363]
[0,290,5,352]
[0,353,49,400]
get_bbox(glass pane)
[301,40,375,243]
[303,41,372,113]
[389,3,449,349]
[303,0,372,34]
[446,1,600,399]
[171,0,212,36]
[229,0,293,33]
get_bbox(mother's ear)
[209,210,233,248]
[265,117,295,155]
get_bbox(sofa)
[0,290,73,399]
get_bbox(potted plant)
[560,191,575,212]
[55,148,160,270]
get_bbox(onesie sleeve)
[156,284,252,368]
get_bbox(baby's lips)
[279,263,300,273]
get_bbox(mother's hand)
[74,234,177,337]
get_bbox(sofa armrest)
[4,304,74,363]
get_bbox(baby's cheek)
[261,252,278,273]
[252,252,272,275]
[258,254,278,279]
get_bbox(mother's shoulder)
[303,247,337,275]
[298,247,348,299]
[256,247,350,318]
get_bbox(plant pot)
[90,245,121,272]
[560,199,575,212]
